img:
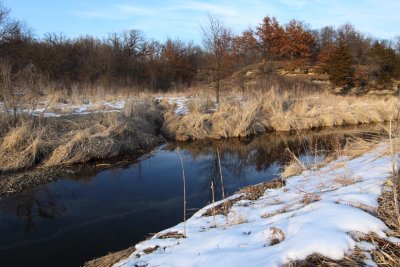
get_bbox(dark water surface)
[0,126,382,267]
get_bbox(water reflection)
[0,124,385,267]
[0,188,66,232]
[165,126,380,197]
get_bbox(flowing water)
[0,125,383,267]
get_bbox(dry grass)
[162,88,399,141]
[156,231,185,239]
[281,160,305,179]
[368,184,400,266]
[333,175,361,186]
[203,179,285,217]
[0,101,164,173]
[302,193,321,205]
[83,247,136,267]
[269,226,286,245]
[284,248,367,267]
[238,179,285,200]
[203,196,245,217]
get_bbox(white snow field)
[115,144,398,267]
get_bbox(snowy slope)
[116,144,396,267]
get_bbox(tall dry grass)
[162,88,400,141]
[0,100,164,173]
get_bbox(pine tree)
[327,41,354,88]
[368,41,398,86]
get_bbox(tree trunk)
[216,78,220,104]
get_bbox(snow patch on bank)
[116,144,396,267]
[0,100,127,117]
[154,96,190,115]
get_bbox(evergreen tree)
[368,41,398,85]
[327,41,354,88]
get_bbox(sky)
[2,0,400,43]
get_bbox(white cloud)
[116,5,158,16]
[71,0,400,40]
[178,1,239,17]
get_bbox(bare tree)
[395,35,400,55]
[202,15,232,104]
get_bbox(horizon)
[3,0,400,43]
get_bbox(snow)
[0,100,127,117]
[104,100,125,110]
[115,144,396,267]
[1,95,190,117]
[167,97,189,115]
[73,102,92,113]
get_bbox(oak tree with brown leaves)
[256,16,285,61]
[281,19,315,66]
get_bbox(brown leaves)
[256,17,315,65]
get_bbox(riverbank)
[162,89,400,141]
[0,121,386,197]
[1,89,399,196]
[87,139,400,267]
[0,100,164,172]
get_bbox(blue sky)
[3,0,400,43]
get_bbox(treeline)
[0,2,400,93]
[0,5,204,90]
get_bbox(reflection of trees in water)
[0,187,65,231]
[165,124,385,202]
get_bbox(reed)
[178,148,187,237]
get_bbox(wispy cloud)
[73,4,158,20]
[73,1,239,20]
[178,1,239,17]
[69,0,400,41]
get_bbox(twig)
[211,181,216,227]
[217,147,228,222]
[389,118,400,226]
[178,148,187,237]
[216,147,225,199]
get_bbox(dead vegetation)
[301,193,321,205]
[162,88,399,141]
[368,185,400,266]
[202,179,285,217]
[238,179,285,200]
[83,247,136,267]
[269,227,286,246]
[203,196,245,217]
[281,160,305,179]
[142,246,159,254]
[156,231,185,239]
[284,248,367,267]
[0,101,164,173]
